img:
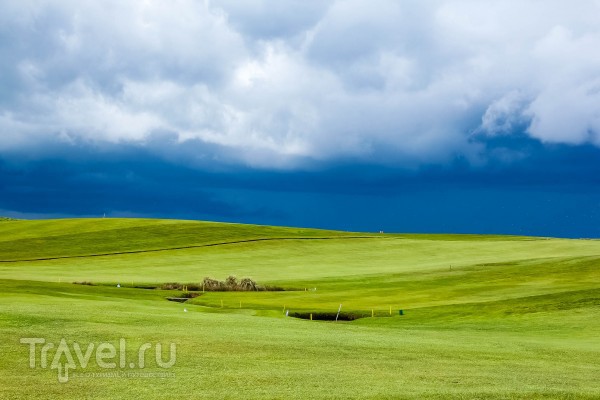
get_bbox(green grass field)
[0,218,598,399]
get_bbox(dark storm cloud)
[0,148,284,221]
[1,135,599,237]
[1,1,600,237]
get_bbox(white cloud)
[480,91,530,136]
[525,26,600,145]
[1,0,600,167]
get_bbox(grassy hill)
[0,218,598,399]
[0,218,365,261]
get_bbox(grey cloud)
[480,91,531,136]
[217,0,331,40]
[1,0,600,168]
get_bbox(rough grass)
[0,218,598,399]
[0,218,365,261]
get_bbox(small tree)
[225,275,238,290]
[202,277,221,291]
[239,278,257,291]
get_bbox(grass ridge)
[0,235,378,262]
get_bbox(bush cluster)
[160,276,285,292]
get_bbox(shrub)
[160,282,182,290]
[225,275,239,290]
[158,277,284,292]
[262,285,285,292]
[73,281,94,286]
[239,278,257,291]
[202,277,223,291]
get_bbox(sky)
[1,0,599,237]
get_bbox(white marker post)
[335,304,342,322]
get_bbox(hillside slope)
[0,218,366,261]
[0,218,598,399]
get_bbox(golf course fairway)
[0,218,598,399]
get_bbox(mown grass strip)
[0,236,378,262]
